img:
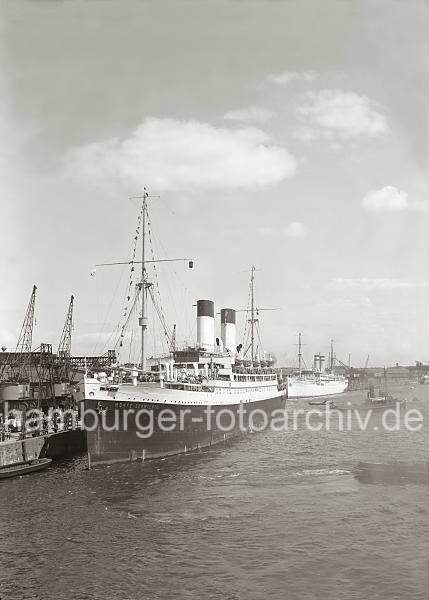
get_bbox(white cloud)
[331,278,428,290]
[65,117,296,192]
[224,106,274,123]
[362,185,429,213]
[362,186,408,212]
[295,90,388,140]
[267,71,317,86]
[283,221,307,238]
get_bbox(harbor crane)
[364,354,370,370]
[58,295,74,358]
[57,295,74,383]
[13,284,37,381]
[16,285,37,355]
[171,324,177,352]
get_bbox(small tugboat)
[364,382,406,411]
[0,458,52,480]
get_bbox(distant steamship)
[287,335,348,399]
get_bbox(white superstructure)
[287,340,348,398]
[287,372,348,398]
[81,364,282,408]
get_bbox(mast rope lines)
[240,266,279,362]
[93,188,194,370]
[115,286,142,354]
[90,202,143,357]
[147,208,195,349]
[145,202,173,355]
[115,201,143,359]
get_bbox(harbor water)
[1,384,428,600]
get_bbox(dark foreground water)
[1,385,429,600]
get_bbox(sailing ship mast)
[298,333,302,376]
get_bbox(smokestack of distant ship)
[313,353,325,372]
[220,308,236,355]
[313,355,319,371]
[197,300,215,352]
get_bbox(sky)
[1,0,429,367]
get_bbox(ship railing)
[233,374,277,382]
[164,381,215,393]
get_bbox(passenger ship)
[286,335,348,399]
[287,372,348,398]
[81,190,286,466]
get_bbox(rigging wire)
[114,284,141,356]
[97,194,195,364]
[96,204,143,355]
[145,205,172,348]
[106,205,144,358]
[92,266,126,355]
[146,205,195,348]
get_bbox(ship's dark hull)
[85,394,286,466]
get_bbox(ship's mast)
[250,265,255,361]
[243,266,277,363]
[298,332,302,376]
[140,188,148,371]
[94,189,194,370]
[248,265,260,362]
